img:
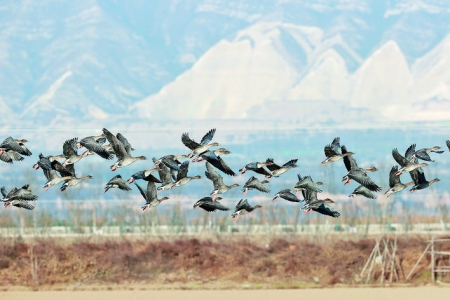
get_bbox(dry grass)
[0,234,448,289]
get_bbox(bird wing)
[415,151,433,162]
[134,183,148,202]
[161,156,181,171]
[51,160,74,177]
[181,133,200,150]
[37,154,52,170]
[331,137,341,154]
[0,153,13,164]
[103,128,128,160]
[315,203,340,218]
[347,170,381,192]
[0,137,24,153]
[203,151,235,176]
[63,138,78,158]
[205,162,224,189]
[392,148,408,167]
[202,201,229,212]
[252,167,272,177]
[235,198,248,211]
[243,176,256,188]
[354,185,377,199]
[251,180,270,193]
[200,128,216,146]
[295,175,322,193]
[116,133,132,155]
[282,159,297,167]
[405,144,416,161]
[156,162,172,185]
[389,166,401,187]
[18,143,32,156]
[303,188,318,204]
[13,201,35,210]
[80,137,113,159]
[176,161,189,180]
[6,150,24,161]
[13,193,38,201]
[280,190,300,202]
[43,168,57,181]
[143,173,162,183]
[416,169,427,184]
[341,145,358,171]
[265,158,280,171]
[146,181,158,202]
[107,174,122,184]
[64,164,76,177]
[324,145,337,158]
[1,186,7,197]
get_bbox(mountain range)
[1,0,450,128]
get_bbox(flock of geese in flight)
[0,128,448,220]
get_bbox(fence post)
[431,236,435,283]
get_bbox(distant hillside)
[1,0,450,127]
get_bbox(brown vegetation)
[0,235,449,289]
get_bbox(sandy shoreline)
[2,286,450,300]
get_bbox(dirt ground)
[2,287,450,300]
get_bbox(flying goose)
[135,181,169,212]
[302,189,340,218]
[266,158,298,177]
[181,128,219,158]
[241,176,270,196]
[231,199,262,220]
[193,197,228,212]
[321,137,353,166]
[103,128,146,171]
[205,161,239,200]
[104,174,132,193]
